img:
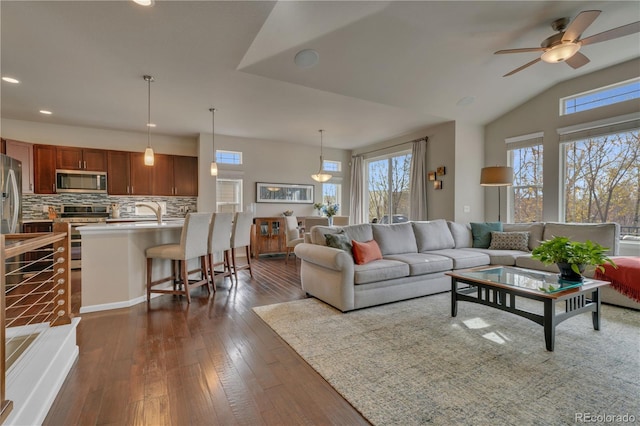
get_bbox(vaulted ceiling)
[2,1,639,149]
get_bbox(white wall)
[1,118,197,155]
[197,133,352,217]
[485,58,640,222]
[454,122,484,222]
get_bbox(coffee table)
[446,266,610,351]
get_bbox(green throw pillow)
[325,232,352,254]
[470,222,503,248]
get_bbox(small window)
[216,150,242,165]
[216,178,243,213]
[561,78,640,116]
[322,182,341,206]
[323,160,341,172]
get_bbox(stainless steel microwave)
[56,170,107,193]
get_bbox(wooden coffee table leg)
[592,288,601,331]
[451,279,458,317]
[544,299,555,351]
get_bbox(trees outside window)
[562,129,639,237]
[509,143,543,223]
[366,152,411,223]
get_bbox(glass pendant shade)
[210,161,218,176]
[311,129,332,182]
[144,147,155,166]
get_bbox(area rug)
[253,293,640,425]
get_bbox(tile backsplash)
[22,193,197,220]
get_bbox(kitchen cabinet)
[129,152,153,195]
[152,154,174,196]
[173,155,198,196]
[1,138,5,154]
[107,150,131,195]
[5,139,34,194]
[57,146,107,171]
[33,144,57,194]
[252,217,285,257]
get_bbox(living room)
[1,1,639,425]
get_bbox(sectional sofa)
[293,220,637,312]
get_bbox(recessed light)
[456,96,475,107]
[39,110,52,115]
[2,77,20,84]
[294,49,319,69]
[132,0,154,6]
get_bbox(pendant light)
[311,129,332,182]
[143,75,155,166]
[209,107,218,176]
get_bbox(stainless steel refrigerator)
[0,153,22,234]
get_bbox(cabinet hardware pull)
[78,160,82,169]
[84,160,87,169]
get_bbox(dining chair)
[303,217,329,232]
[145,212,212,304]
[230,211,254,282]
[332,215,350,226]
[284,215,304,264]
[207,212,234,289]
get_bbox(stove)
[55,205,110,269]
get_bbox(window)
[365,151,411,223]
[561,124,639,238]
[216,150,242,165]
[561,78,640,116]
[507,134,543,223]
[216,178,243,213]
[323,160,341,172]
[322,182,341,206]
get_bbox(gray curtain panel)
[349,155,366,224]
[409,138,428,220]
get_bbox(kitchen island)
[78,220,188,313]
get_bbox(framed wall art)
[428,171,436,181]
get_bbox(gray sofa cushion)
[448,221,473,248]
[462,248,528,266]
[344,223,374,243]
[384,253,453,276]
[412,220,455,252]
[372,222,418,255]
[310,225,340,245]
[503,222,545,250]
[425,249,490,269]
[542,222,620,255]
[354,259,409,284]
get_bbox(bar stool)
[207,212,234,289]
[230,211,254,282]
[145,212,212,304]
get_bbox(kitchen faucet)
[135,201,163,224]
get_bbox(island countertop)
[78,219,184,234]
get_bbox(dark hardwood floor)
[45,255,369,425]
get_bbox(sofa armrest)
[294,243,353,271]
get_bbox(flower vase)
[328,216,333,226]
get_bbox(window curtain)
[409,138,428,220]
[350,155,365,224]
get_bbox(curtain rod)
[354,136,427,157]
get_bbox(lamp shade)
[541,43,580,63]
[480,166,513,186]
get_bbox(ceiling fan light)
[541,42,580,63]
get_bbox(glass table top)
[456,266,590,293]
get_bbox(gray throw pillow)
[488,231,530,251]
[325,232,352,254]
[470,222,503,248]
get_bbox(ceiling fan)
[495,10,640,77]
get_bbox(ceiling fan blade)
[495,47,545,54]
[565,52,590,69]
[563,10,601,42]
[503,57,542,77]
[580,21,640,45]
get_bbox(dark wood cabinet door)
[129,152,153,195]
[107,150,131,195]
[56,146,83,170]
[33,144,57,194]
[173,155,198,196]
[152,154,174,196]
[83,148,107,171]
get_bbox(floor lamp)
[480,166,513,222]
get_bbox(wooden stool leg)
[224,250,233,284]
[182,259,191,304]
[146,257,153,302]
[231,248,239,283]
[245,246,253,277]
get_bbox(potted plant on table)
[531,236,617,282]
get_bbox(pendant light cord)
[210,107,216,156]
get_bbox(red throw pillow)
[351,239,383,265]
